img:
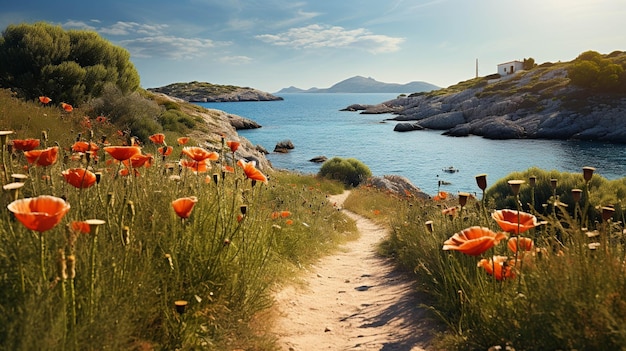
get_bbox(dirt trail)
[271,191,435,351]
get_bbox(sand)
[271,191,436,351]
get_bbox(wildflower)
[128,153,153,168]
[24,146,59,166]
[158,146,173,156]
[11,138,40,151]
[7,195,71,232]
[285,219,294,225]
[177,137,190,145]
[172,196,198,219]
[103,146,141,161]
[95,116,107,123]
[223,165,234,173]
[492,209,538,235]
[443,226,507,256]
[475,174,487,191]
[71,221,91,234]
[62,168,97,188]
[39,96,52,104]
[442,206,457,217]
[507,237,534,254]
[433,191,448,201]
[226,141,240,153]
[148,133,165,144]
[71,141,99,153]
[182,146,219,162]
[60,102,73,112]
[180,159,209,173]
[477,256,515,281]
[236,159,268,184]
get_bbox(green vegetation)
[150,81,243,97]
[318,157,372,187]
[344,167,626,350]
[568,50,626,92]
[0,22,140,104]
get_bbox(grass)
[344,169,626,350]
[0,91,357,350]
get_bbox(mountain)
[275,76,439,94]
[148,81,283,102]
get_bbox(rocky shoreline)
[345,66,626,143]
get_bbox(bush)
[318,157,372,187]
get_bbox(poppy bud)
[95,172,102,184]
[571,188,582,203]
[583,166,595,183]
[240,205,248,215]
[550,179,558,190]
[174,300,188,315]
[475,174,487,191]
[458,192,470,207]
[212,173,219,184]
[507,180,525,196]
[528,175,536,187]
[601,206,615,222]
[424,220,434,233]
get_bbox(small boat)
[442,166,459,173]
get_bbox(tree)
[0,22,140,104]
[523,57,536,70]
[318,157,372,187]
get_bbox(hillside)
[352,52,626,143]
[275,76,439,94]
[148,81,283,102]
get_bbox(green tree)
[318,157,372,187]
[0,22,140,104]
[523,57,536,70]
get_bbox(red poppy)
[103,146,141,161]
[492,209,538,235]
[60,102,73,112]
[71,221,91,234]
[119,168,141,177]
[507,237,534,254]
[222,165,234,173]
[128,154,153,168]
[443,226,507,256]
[39,96,52,104]
[158,146,173,156]
[177,137,190,145]
[7,195,71,232]
[11,138,40,151]
[149,133,165,144]
[180,159,209,173]
[477,256,516,281]
[285,219,294,225]
[72,141,100,153]
[226,141,240,153]
[182,147,219,162]
[172,196,198,219]
[433,191,448,201]
[236,159,268,184]
[95,116,107,123]
[24,146,59,166]
[62,168,97,188]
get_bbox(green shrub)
[318,157,372,187]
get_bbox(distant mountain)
[275,76,439,94]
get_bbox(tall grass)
[0,92,355,350]
[345,169,626,350]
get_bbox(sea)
[197,93,626,196]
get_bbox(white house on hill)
[497,60,524,76]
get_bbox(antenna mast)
[476,59,478,78]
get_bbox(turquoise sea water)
[198,93,626,196]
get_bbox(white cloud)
[62,20,96,31]
[256,24,404,54]
[119,36,218,59]
[219,55,253,64]
[99,21,168,36]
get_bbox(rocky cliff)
[354,61,626,143]
[148,81,283,102]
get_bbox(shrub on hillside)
[318,157,372,187]
[0,22,140,104]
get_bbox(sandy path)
[271,191,435,351]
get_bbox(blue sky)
[1,0,624,92]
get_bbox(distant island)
[275,76,440,94]
[148,81,283,102]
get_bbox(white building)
[497,61,524,76]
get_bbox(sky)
[1,0,624,93]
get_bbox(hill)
[148,81,283,102]
[351,51,626,143]
[275,76,439,94]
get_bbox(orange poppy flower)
[7,195,71,232]
[280,210,291,218]
[39,96,52,104]
[507,237,534,254]
[180,159,209,173]
[128,153,153,168]
[236,159,268,184]
[492,209,538,235]
[62,168,97,188]
[477,256,516,281]
[172,196,198,219]
[433,191,448,201]
[149,133,165,144]
[104,146,141,161]
[181,147,219,162]
[60,102,73,112]
[71,221,91,234]
[223,165,234,173]
[11,138,40,151]
[158,145,173,156]
[177,137,190,145]
[443,226,507,256]
[71,141,100,153]
[119,168,140,177]
[285,219,294,225]
[24,146,59,166]
[226,141,240,153]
